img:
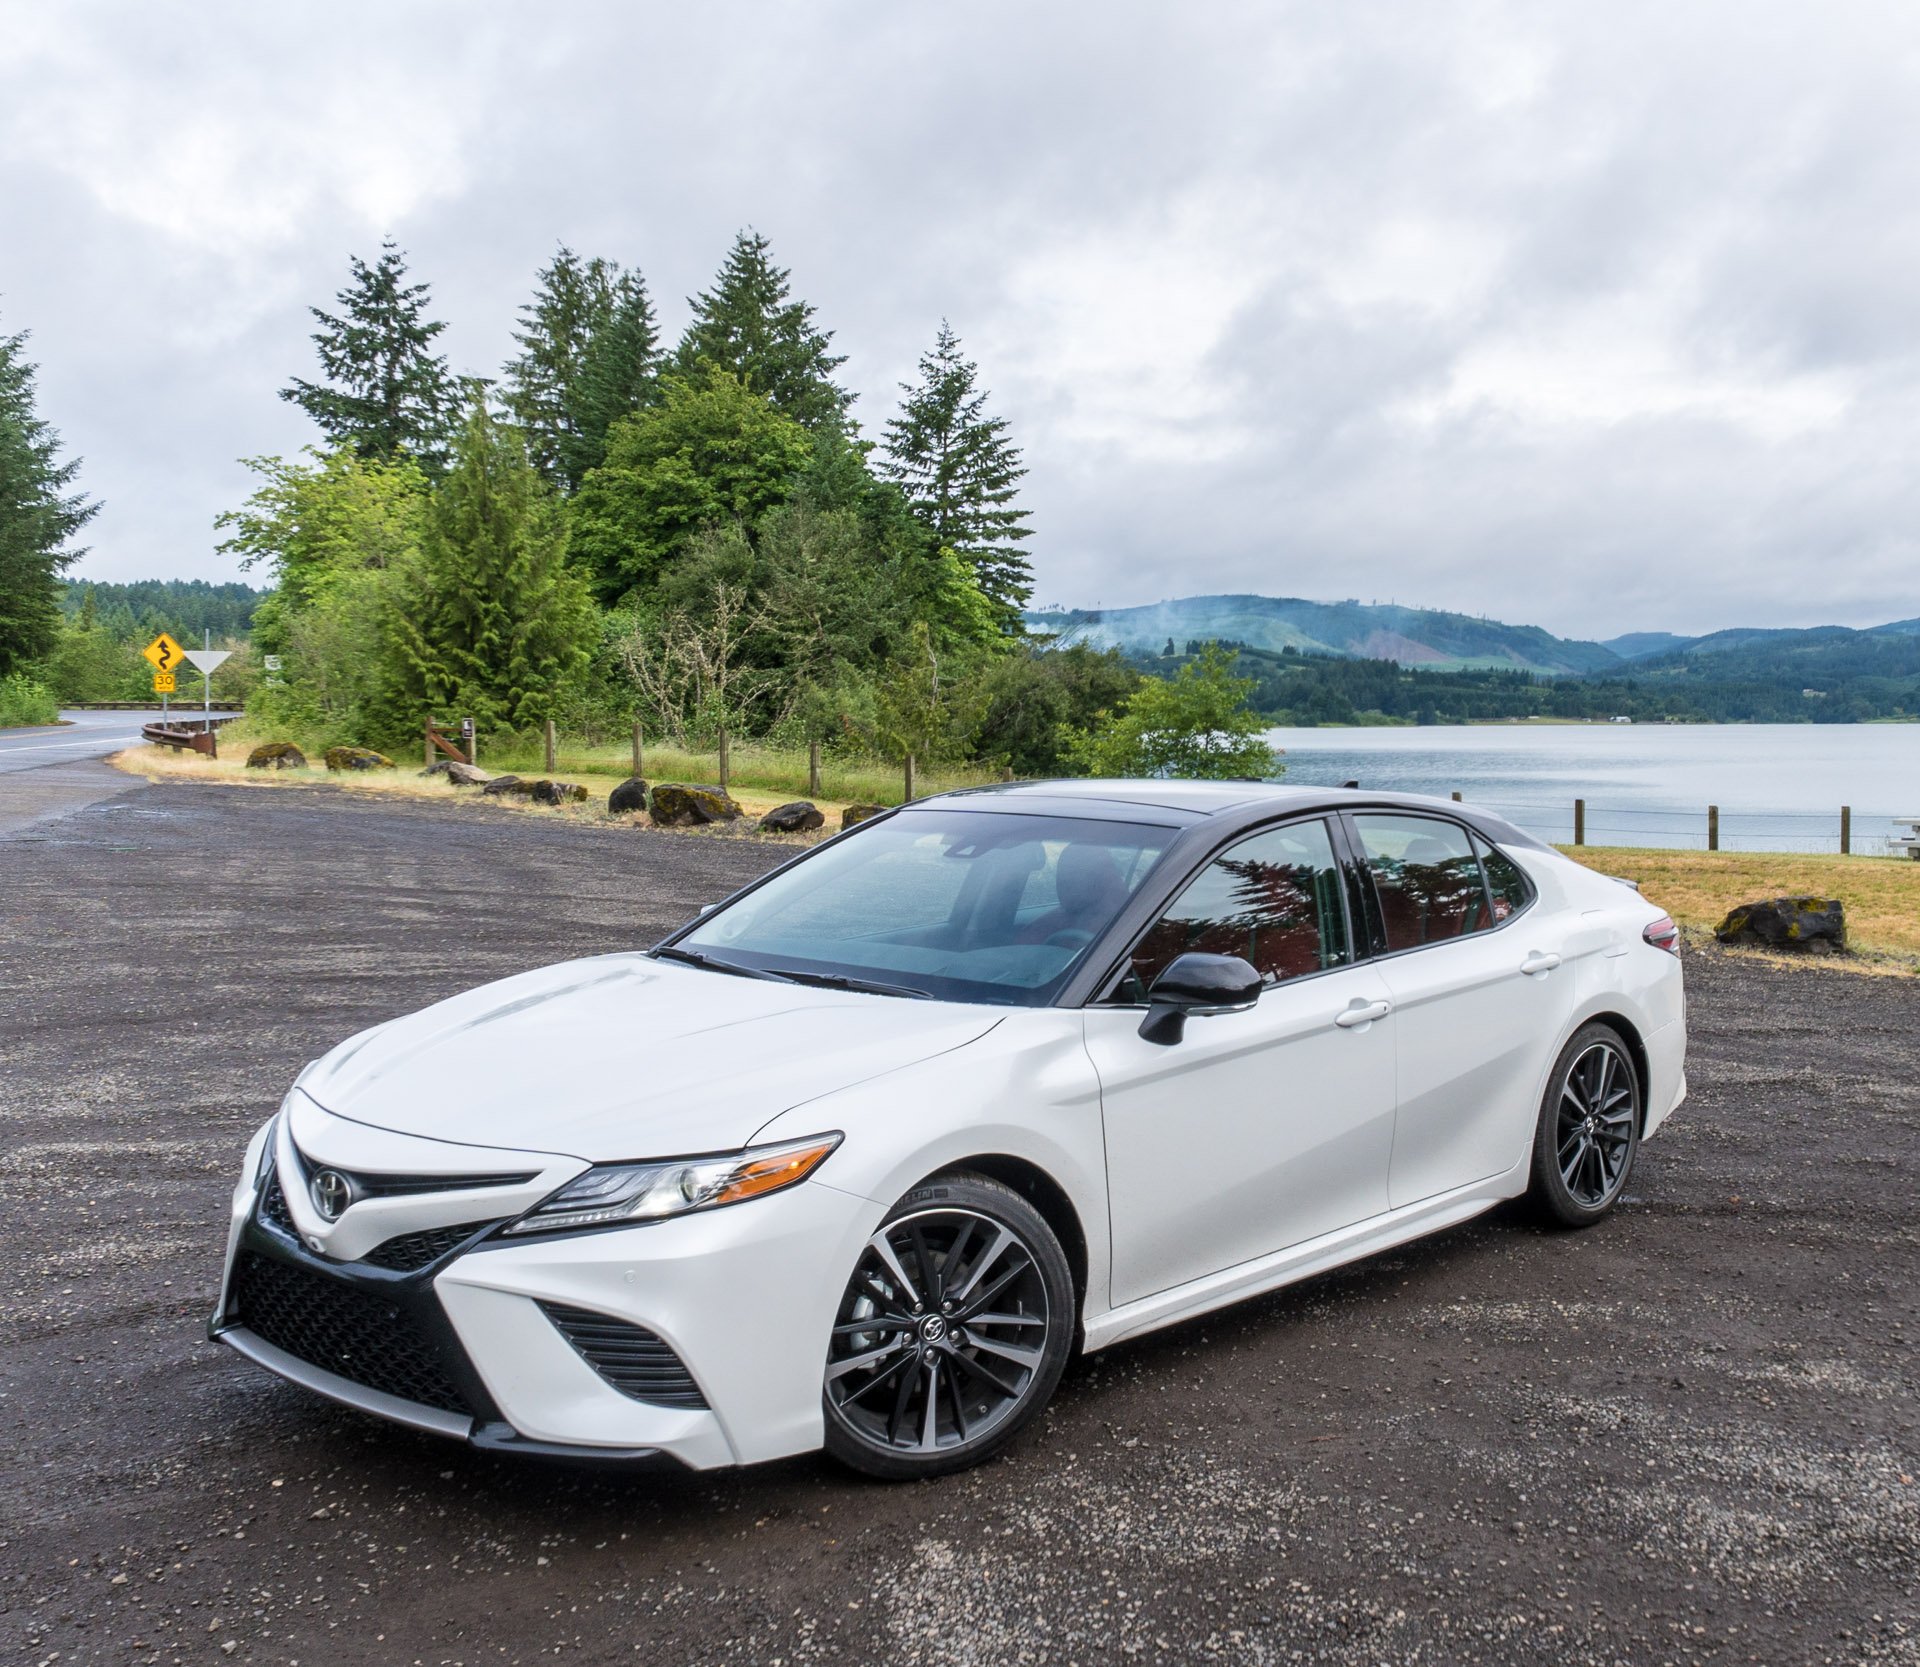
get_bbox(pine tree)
[0,322,98,677]
[673,230,852,431]
[281,240,460,474]
[564,269,659,486]
[882,321,1033,626]
[387,402,595,730]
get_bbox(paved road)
[2,780,1916,1665]
[0,710,185,834]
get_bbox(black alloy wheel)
[1530,1022,1642,1226]
[823,1172,1073,1479]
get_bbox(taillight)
[1643,916,1680,955]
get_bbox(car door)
[1345,813,1577,1209]
[1084,816,1399,1308]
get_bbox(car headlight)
[502,1133,843,1236]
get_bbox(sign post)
[184,639,232,720]
[142,633,185,720]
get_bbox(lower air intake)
[538,1302,709,1409]
[231,1251,473,1417]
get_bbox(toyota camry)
[212,780,1686,1479]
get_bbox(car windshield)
[673,808,1176,1006]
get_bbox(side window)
[1352,814,1491,951]
[1122,818,1350,997]
[1474,834,1534,923]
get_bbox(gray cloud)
[4,0,1918,637]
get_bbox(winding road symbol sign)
[143,633,185,673]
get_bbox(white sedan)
[212,780,1686,1479]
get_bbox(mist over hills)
[1029,593,1919,683]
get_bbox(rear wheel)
[822,1172,1073,1479]
[1529,1023,1641,1227]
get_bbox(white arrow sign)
[184,649,232,674]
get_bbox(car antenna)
[1341,779,1359,790]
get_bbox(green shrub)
[0,674,59,728]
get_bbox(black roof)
[912,778,1552,851]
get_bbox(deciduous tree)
[1064,645,1279,779]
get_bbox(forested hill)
[1029,594,1621,676]
[61,578,265,641]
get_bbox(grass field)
[1563,844,1920,957]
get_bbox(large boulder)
[324,745,392,772]
[422,759,493,787]
[841,803,886,829]
[479,774,524,797]
[608,777,650,816]
[649,783,743,827]
[759,800,825,834]
[246,741,306,770]
[1715,896,1847,952]
[528,779,589,806]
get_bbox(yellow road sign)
[143,632,185,673]
[152,671,177,694]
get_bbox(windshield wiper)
[651,945,796,983]
[766,967,932,1000]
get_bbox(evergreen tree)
[673,230,852,431]
[564,269,659,486]
[881,321,1034,627]
[281,240,460,474]
[0,322,98,677]
[501,248,659,491]
[388,402,595,730]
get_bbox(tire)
[1529,1022,1642,1228]
[822,1171,1074,1480]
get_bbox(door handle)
[1521,951,1562,976]
[1335,999,1392,1029]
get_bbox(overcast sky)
[4,1,1918,639]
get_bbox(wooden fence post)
[718,727,731,793]
[543,718,556,774]
[423,719,433,770]
[1841,805,1851,856]
[1708,805,1720,852]
[631,721,644,779]
[463,717,476,768]
[1450,790,1462,802]
[904,753,916,802]
[1573,798,1586,846]
[808,738,822,797]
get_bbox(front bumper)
[213,1162,877,1470]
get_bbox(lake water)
[1260,723,1920,854]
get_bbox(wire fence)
[1460,796,1920,857]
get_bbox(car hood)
[296,952,1004,1162]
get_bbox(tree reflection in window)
[1126,820,1349,996]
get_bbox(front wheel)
[1529,1022,1641,1227]
[823,1172,1074,1479]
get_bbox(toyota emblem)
[310,1169,353,1222]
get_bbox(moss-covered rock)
[323,745,393,772]
[649,783,743,827]
[841,803,886,828]
[1715,896,1847,952]
[246,741,306,770]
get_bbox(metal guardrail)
[142,715,239,757]
[74,700,245,711]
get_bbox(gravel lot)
[3,776,1917,1666]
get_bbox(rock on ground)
[842,802,886,827]
[1716,895,1847,951]
[608,776,650,816]
[246,741,306,770]
[651,783,743,826]
[759,800,824,833]
[323,745,393,772]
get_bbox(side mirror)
[1138,952,1263,1045]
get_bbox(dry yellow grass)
[109,745,850,835]
[1563,845,1920,957]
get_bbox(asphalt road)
[0,709,185,773]
[2,775,1916,1666]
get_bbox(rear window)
[1474,834,1535,923]
[1352,814,1492,952]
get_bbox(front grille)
[345,1169,535,1199]
[362,1222,492,1273]
[539,1302,708,1409]
[231,1251,473,1416]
